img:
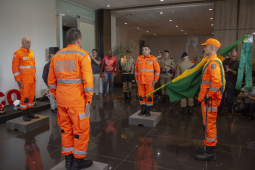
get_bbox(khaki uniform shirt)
[175,59,194,78]
[159,57,176,78]
[121,56,136,73]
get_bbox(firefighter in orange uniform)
[195,38,224,161]
[12,37,39,121]
[48,28,94,170]
[135,46,160,116]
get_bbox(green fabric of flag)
[235,40,253,90]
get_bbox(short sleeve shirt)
[102,56,118,73]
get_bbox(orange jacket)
[12,47,36,83]
[198,54,223,105]
[192,60,197,65]
[135,55,160,84]
[48,45,94,107]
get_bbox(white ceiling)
[67,0,215,36]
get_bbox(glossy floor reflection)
[0,87,254,170]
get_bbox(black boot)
[28,108,39,119]
[51,108,57,113]
[71,157,93,170]
[23,109,31,121]
[195,146,216,161]
[188,106,192,115]
[124,92,128,100]
[182,107,186,115]
[138,105,146,116]
[128,92,132,100]
[146,106,151,116]
[65,154,74,170]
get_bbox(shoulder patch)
[211,64,216,69]
[13,55,16,58]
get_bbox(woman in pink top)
[100,50,119,96]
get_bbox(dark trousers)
[235,102,255,116]
[218,85,234,114]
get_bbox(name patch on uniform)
[211,64,216,69]
[55,60,77,72]
[23,57,29,60]
[138,61,141,64]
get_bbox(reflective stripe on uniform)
[140,103,145,105]
[204,107,217,111]
[206,134,217,142]
[138,61,141,64]
[20,104,28,108]
[13,72,20,76]
[18,66,35,69]
[73,149,87,155]
[57,78,83,84]
[138,69,154,72]
[57,50,85,57]
[80,113,89,119]
[135,73,138,75]
[155,73,160,76]
[202,80,212,85]
[23,57,29,60]
[147,61,152,64]
[204,69,207,73]
[84,87,93,92]
[28,103,34,106]
[146,103,153,106]
[48,85,57,89]
[62,147,73,153]
[210,86,219,92]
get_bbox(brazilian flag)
[165,35,250,102]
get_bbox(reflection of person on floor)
[135,137,158,170]
[24,140,43,170]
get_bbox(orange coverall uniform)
[135,55,160,106]
[198,54,223,147]
[12,47,36,110]
[48,44,94,159]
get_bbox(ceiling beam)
[109,0,216,12]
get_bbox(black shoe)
[146,106,151,116]
[28,108,39,119]
[51,109,57,113]
[23,109,31,121]
[124,92,128,100]
[182,107,186,115]
[71,158,93,170]
[65,154,74,170]
[247,116,253,121]
[102,93,106,97]
[195,152,216,161]
[128,92,132,100]
[188,106,192,114]
[138,105,146,116]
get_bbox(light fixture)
[210,18,213,19]
[160,12,163,14]
[125,23,127,24]
[154,34,156,35]
[160,0,164,1]
[137,27,139,29]
[63,23,66,25]
[107,5,110,7]
[209,9,212,10]
[109,167,112,170]
[212,32,214,34]
[211,24,214,26]
[181,30,183,31]
[147,31,149,32]
[169,20,172,21]
[158,152,160,155]
[62,14,66,16]
[55,12,57,13]
[176,26,178,27]
[185,33,187,34]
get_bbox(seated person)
[235,85,255,121]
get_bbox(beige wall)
[149,36,211,61]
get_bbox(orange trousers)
[25,142,43,170]
[58,106,90,159]
[19,82,36,110]
[201,101,218,147]
[138,84,154,106]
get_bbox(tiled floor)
[0,87,254,170]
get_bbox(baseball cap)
[201,38,221,48]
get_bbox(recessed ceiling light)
[137,27,139,29]
[160,12,163,14]
[160,0,164,1]
[212,32,214,34]
[154,34,156,35]
[209,9,212,10]
[62,14,66,16]
[181,30,183,31]
[185,33,187,34]
[169,20,172,21]
[125,23,127,24]
[107,5,110,7]
[211,24,214,26]
[176,26,178,27]
[210,18,213,19]
[147,31,149,32]
[55,12,57,13]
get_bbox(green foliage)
[112,40,141,60]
